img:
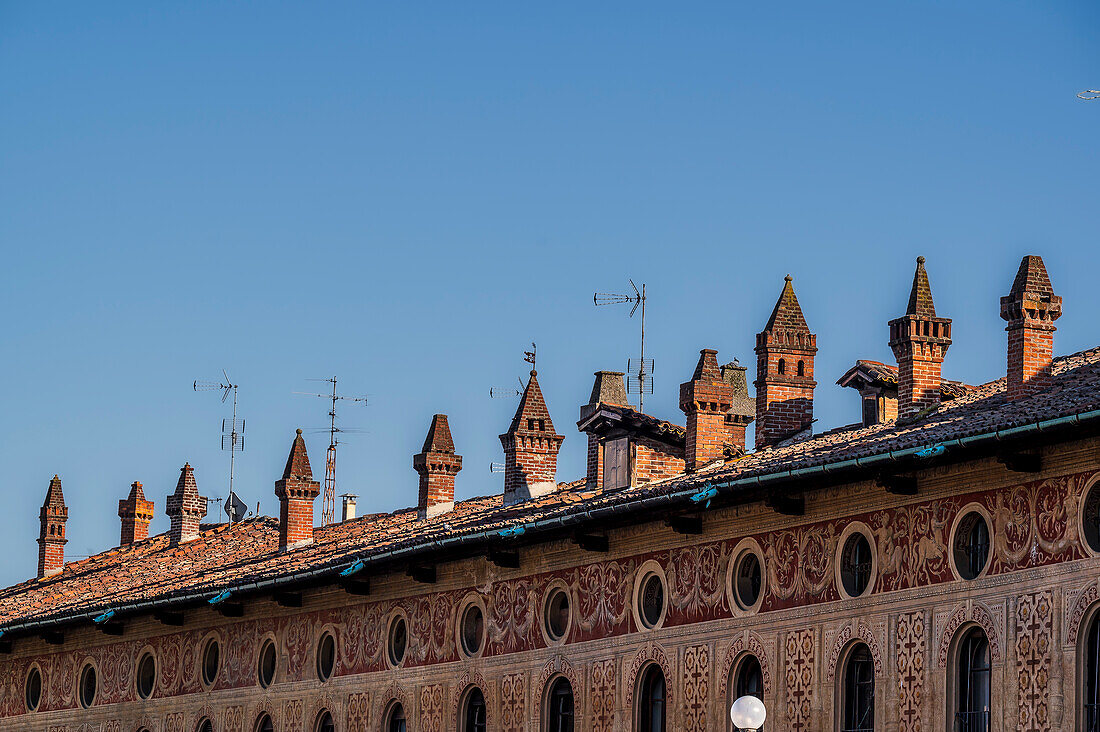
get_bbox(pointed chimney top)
[126,481,146,502]
[43,475,65,510]
[1009,255,1055,298]
[508,371,557,435]
[587,371,629,408]
[421,414,456,454]
[282,428,314,480]
[690,348,722,382]
[763,275,810,334]
[905,256,937,318]
[174,463,198,497]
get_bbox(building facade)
[1,255,1099,732]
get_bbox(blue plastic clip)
[208,590,233,606]
[0,630,6,640]
[915,444,946,459]
[498,525,527,539]
[93,609,116,625]
[690,483,718,508]
[340,559,366,577]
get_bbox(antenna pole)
[229,384,238,502]
[323,377,338,527]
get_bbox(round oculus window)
[317,632,336,681]
[79,663,97,708]
[1084,481,1100,554]
[638,572,665,628]
[257,639,277,688]
[201,638,220,687]
[954,511,991,580]
[136,652,156,699]
[460,603,485,657]
[544,587,571,641]
[733,551,763,610]
[24,666,42,712]
[840,532,873,597]
[388,615,408,667]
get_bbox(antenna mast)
[594,281,652,411]
[193,370,244,510]
[294,377,367,526]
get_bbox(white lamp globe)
[730,695,767,730]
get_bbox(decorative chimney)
[721,360,755,454]
[500,369,564,505]
[755,275,817,448]
[414,414,463,519]
[276,429,321,551]
[680,349,736,471]
[37,475,68,578]
[580,371,629,490]
[118,481,154,546]
[889,257,952,419]
[1001,255,1061,400]
[340,494,357,522]
[166,463,207,545]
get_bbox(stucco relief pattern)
[682,644,709,732]
[785,628,816,732]
[897,610,926,732]
[500,672,526,732]
[937,602,1003,668]
[223,705,244,732]
[719,632,771,698]
[1016,591,1054,732]
[589,658,616,732]
[346,691,370,729]
[419,683,444,732]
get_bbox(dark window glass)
[1087,614,1100,732]
[461,604,484,656]
[317,632,336,681]
[734,552,762,610]
[464,687,487,732]
[389,616,407,666]
[797,360,805,376]
[316,710,335,732]
[545,588,570,641]
[1084,485,1100,553]
[79,664,97,708]
[954,513,990,581]
[202,638,220,686]
[198,720,214,732]
[258,640,276,688]
[955,630,991,732]
[24,667,42,712]
[136,653,156,699]
[841,533,873,597]
[639,573,665,628]
[842,645,875,732]
[256,713,274,732]
[777,358,786,375]
[732,656,764,732]
[547,677,575,732]
[387,703,407,732]
[638,664,666,732]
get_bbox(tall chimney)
[118,481,154,546]
[414,414,462,519]
[166,463,207,545]
[340,494,357,522]
[500,369,564,505]
[276,429,321,551]
[1001,255,1061,400]
[37,475,67,579]
[889,257,952,419]
[580,371,629,490]
[680,349,735,471]
[755,275,817,448]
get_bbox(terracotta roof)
[577,403,686,445]
[837,360,973,399]
[3,346,1100,630]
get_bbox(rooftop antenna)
[193,370,243,516]
[294,377,367,526]
[489,342,536,398]
[1078,90,1100,100]
[594,280,653,411]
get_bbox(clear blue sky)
[1,2,1097,586]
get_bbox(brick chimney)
[1001,255,1061,400]
[37,475,67,578]
[755,275,817,448]
[720,360,755,454]
[166,463,207,545]
[118,481,154,546]
[680,349,736,471]
[414,414,462,519]
[276,429,321,551]
[579,371,629,490]
[889,257,952,419]
[500,369,564,505]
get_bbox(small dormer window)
[777,358,786,375]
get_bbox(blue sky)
[0,2,1097,586]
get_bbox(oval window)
[639,572,665,629]
[202,637,220,687]
[544,587,571,642]
[734,550,763,610]
[1083,481,1100,553]
[460,603,485,657]
[136,652,156,699]
[840,532,873,597]
[257,639,277,688]
[954,511,991,580]
[388,615,408,667]
[317,632,336,682]
[24,666,42,712]
[79,664,97,708]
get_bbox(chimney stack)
[580,371,629,490]
[889,257,952,419]
[755,275,817,448]
[340,494,357,522]
[166,463,207,545]
[720,360,755,454]
[275,429,321,551]
[414,414,462,519]
[500,369,564,505]
[118,481,154,546]
[1001,255,1061,400]
[680,349,736,471]
[37,475,68,578]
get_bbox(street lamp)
[730,695,767,731]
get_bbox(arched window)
[315,710,335,732]
[385,702,407,732]
[731,655,763,732]
[841,644,874,732]
[462,687,487,732]
[797,360,805,376]
[197,720,214,732]
[1084,611,1100,732]
[546,677,574,732]
[954,629,991,732]
[255,713,274,732]
[638,664,666,732]
[777,358,786,375]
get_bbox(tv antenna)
[1078,89,1100,100]
[193,370,243,512]
[594,280,653,411]
[489,343,537,398]
[293,377,367,526]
